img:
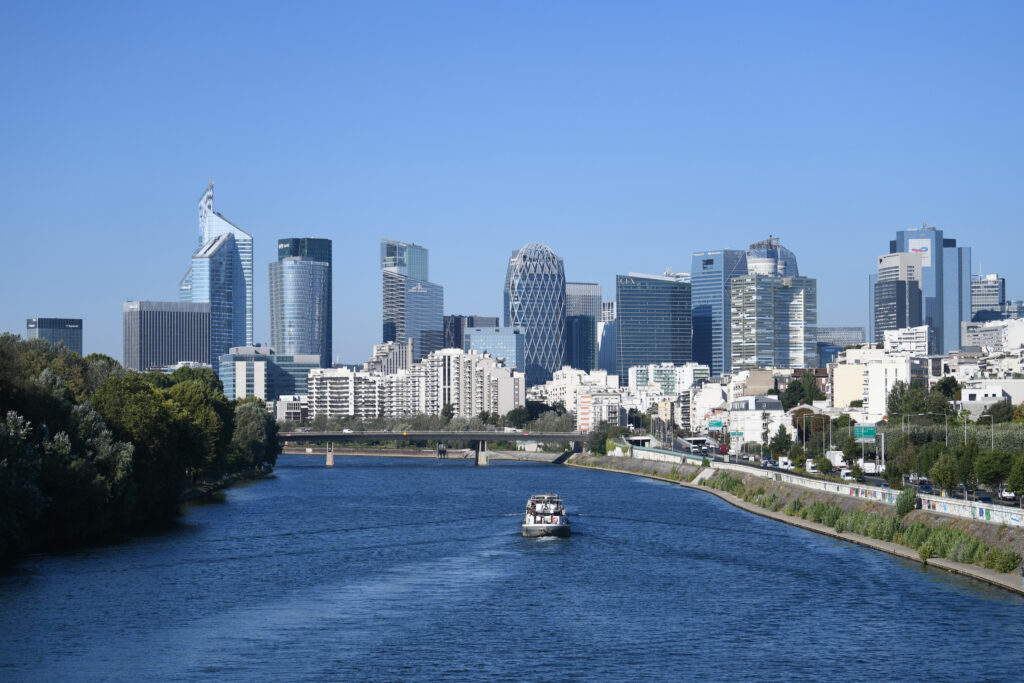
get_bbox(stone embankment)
[567,455,1024,596]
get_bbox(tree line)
[0,334,279,563]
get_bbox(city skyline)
[2,3,1023,362]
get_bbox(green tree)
[929,451,960,496]
[974,449,1013,497]
[769,425,793,456]
[0,412,45,559]
[895,487,918,516]
[166,379,232,479]
[981,401,1014,424]
[505,406,529,428]
[441,403,455,421]
[1007,455,1024,507]
[934,376,961,400]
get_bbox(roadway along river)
[2,454,1023,680]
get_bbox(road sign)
[730,431,743,438]
[854,425,877,444]
[709,419,723,429]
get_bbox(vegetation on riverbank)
[705,471,1021,573]
[0,335,280,563]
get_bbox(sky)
[1,1,1022,363]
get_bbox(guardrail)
[625,445,1024,528]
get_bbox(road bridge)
[279,430,585,466]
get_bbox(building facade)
[123,301,211,372]
[26,317,82,355]
[627,362,710,396]
[816,326,866,347]
[972,274,1006,322]
[463,326,524,371]
[218,346,320,401]
[504,242,567,385]
[381,239,444,362]
[179,181,253,364]
[730,274,817,370]
[565,282,601,371]
[270,238,332,367]
[616,272,692,383]
[691,249,748,376]
[444,314,499,350]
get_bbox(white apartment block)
[530,367,619,415]
[727,395,788,448]
[577,391,625,433]
[883,325,930,356]
[308,367,383,419]
[829,346,926,421]
[627,362,710,396]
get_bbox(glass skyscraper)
[615,272,692,383]
[179,181,253,369]
[463,326,524,371]
[270,238,332,367]
[565,282,601,371]
[504,242,567,385]
[691,249,748,376]
[26,318,82,355]
[381,239,444,361]
[882,226,971,354]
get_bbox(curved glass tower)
[746,237,799,276]
[270,238,332,367]
[504,242,566,385]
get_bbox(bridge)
[279,430,586,466]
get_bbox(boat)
[522,494,570,538]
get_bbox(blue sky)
[2,1,1021,363]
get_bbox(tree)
[769,425,793,456]
[0,412,45,559]
[934,376,961,400]
[929,451,960,496]
[1014,404,1024,423]
[229,399,273,470]
[952,441,980,500]
[1007,455,1024,507]
[974,449,1013,497]
[895,487,918,516]
[981,401,1014,424]
[813,455,833,475]
[166,379,233,480]
[505,406,530,429]
[441,403,455,421]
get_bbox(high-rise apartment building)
[872,226,971,354]
[444,314,499,350]
[730,275,817,370]
[504,242,567,385]
[691,249,748,376]
[179,181,253,367]
[972,274,1006,322]
[381,239,444,362]
[217,345,321,401]
[269,238,332,367]
[26,318,82,355]
[123,301,211,371]
[615,272,692,383]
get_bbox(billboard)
[908,238,932,268]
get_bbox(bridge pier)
[474,440,488,466]
[326,442,334,467]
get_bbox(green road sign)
[730,431,742,437]
[709,419,723,429]
[854,425,877,443]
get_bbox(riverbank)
[567,455,1024,596]
[180,467,275,503]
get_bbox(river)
[2,454,1023,681]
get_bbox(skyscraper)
[504,242,567,385]
[872,252,923,345]
[26,318,82,355]
[730,275,817,370]
[270,238,332,367]
[691,249,748,376]
[381,239,444,361]
[616,272,692,383]
[566,282,601,371]
[444,314,499,350]
[123,301,211,371]
[972,274,1006,322]
[179,181,253,366]
[878,226,971,354]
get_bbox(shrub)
[895,487,918,516]
[784,499,804,516]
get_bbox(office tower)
[730,275,817,370]
[444,314,500,349]
[872,252,924,345]
[463,326,524,370]
[179,181,253,365]
[691,249,748,376]
[123,301,211,371]
[816,326,866,347]
[565,315,597,372]
[270,238,332,367]
[565,282,601,371]
[878,226,971,354]
[972,274,1006,322]
[504,242,567,385]
[596,300,617,373]
[745,236,800,276]
[381,239,444,361]
[601,301,616,322]
[217,345,320,401]
[25,318,82,355]
[616,272,692,383]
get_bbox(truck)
[778,456,794,471]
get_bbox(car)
[342,428,353,434]
[879,482,890,489]
[1000,488,1016,501]
[918,483,933,495]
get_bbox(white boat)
[522,494,570,538]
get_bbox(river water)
[2,455,1023,681]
